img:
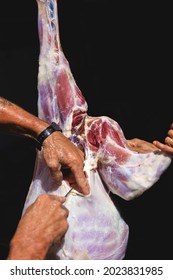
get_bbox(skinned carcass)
[23,0,172,259]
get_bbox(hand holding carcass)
[128,138,159,153]
[42,132,90,195]
[0,96,89,195]
[8,194,69,260]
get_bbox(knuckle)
[59,207,69,219]
[37,193,49,202]
[48,161,59,171]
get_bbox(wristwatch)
[36,122,62,150]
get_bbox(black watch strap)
[36,122,62,150]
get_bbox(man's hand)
[42,132,90,195]
[8,194,69,260]
[0,97,90,195]
[128,138,159,153]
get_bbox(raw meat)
[23,0,172,259]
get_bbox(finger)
[153,141,166,149]
[47,196,69,216]
[50,169,63,185]
[167,129,173,138]
[46,158,63,184]
[165,136,173,147]
[153,140,162,147]
[71,167,90,195]
[48,195,66,204]
[56,196,66,203]
[153,141,173,153]
[52,202,69,217]
[162,145,173,153]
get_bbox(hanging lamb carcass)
[23,0,172,260]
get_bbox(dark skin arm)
[0,97,89,195]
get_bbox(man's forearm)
[0,96,49,140]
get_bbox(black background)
[0,0,172,259]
